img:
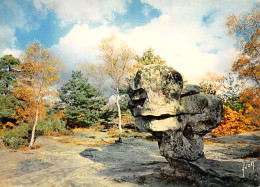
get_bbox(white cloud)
[119,15,222,83]
[48,0,258,84]
[134,0,258,82]
[0,0,45,58]
[33,0,132,26]
[0,26,16,48]
[0,25,21,57]
[2,48,22,58]
[49,24,120,78]
[50,17,228,83]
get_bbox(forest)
[0,5,259,150]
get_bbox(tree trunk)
[116,88,123,143]
[29,102,39,149]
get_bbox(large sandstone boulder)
[128,64,222,161]
[128,64,183,118]
[127,64,260,185]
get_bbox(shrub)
[212,105,256,137]
[1,123,30,149]
[36,117,71,136]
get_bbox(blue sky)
[0,0,258,83]
[15,11,70,49]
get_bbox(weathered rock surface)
[181,84,201,97]
[128,64,183,118]
[128,64,223,161]
[126,64,259,185]
[0,131,259,186]
[164,157,259,186]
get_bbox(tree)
[226,4,260,127]
[0,55,20,95]
[13,41,62,148]
[226,4,259,86]
[221,72,245,113]
[199,71,247,113]
[240,88,260,127]
[199,72,223,95]
[97,35,135,142]
[0,95,24,132]
[135,47,166,71]
[59,71,106,128]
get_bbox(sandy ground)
[0,131,173,187]
[0,131,259,186]
[0,135,129,186]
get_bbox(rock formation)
[127,64,259,185]
[128,64,222,161]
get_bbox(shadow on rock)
[15,159,53,177]
[79,138,194,186]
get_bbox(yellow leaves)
[97,35,135,91]
[0,122,15,129]
[6,122,15,128]
[240,88,260,127]
[13,41,62,123]
[226,4,260,86]
[53,110,64,120]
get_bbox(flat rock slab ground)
[0,131,259,186]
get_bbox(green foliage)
[135,47,166,69]
[0,55,20,95]
[1,123,30,149]
[45,102,64,117]
[120,94,130,114]
[99,105,117,123]
[224,98,246,113]
[36,117,70,136]
[221,72,246,113]
[0,95,24,126]
[59,71,107,127]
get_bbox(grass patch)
[204,139,254,145]
[73,125,105,133]
[106,125,127,138]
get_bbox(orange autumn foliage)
[226,5,260,86]
[212,105,256,137]
[13,42,62,123]
[53,110,64,120]
[0,122,15,134]
[13,41,62,147]
[240,88,260,127]
[220,4,260,137]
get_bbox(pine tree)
[59,71,106,128]
[0,55,20,95]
